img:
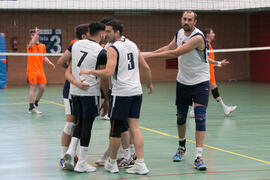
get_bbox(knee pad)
[176,104,188,125]
[194,106,206,131]
[110,119,128,138]
[211,88,220,99]
[63,122,76,135]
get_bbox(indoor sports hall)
[0,1,270,179]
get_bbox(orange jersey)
[208,42,216,84]
[27,43,46,73]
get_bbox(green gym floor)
[0,82,270,180]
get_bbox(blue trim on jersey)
[63,80,70,99]
[175,31,178,43]
[111,45,119,81]
[191,32,207,62]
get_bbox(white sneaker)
[101,114,110,120]
[28,108,42,114]
[74,162,96,173]
[64,153,74,170]
[95,154,108,166]
[104,160,119,173]
[224,105,237,116]
[126,161,149,175]
[189,109,195,118]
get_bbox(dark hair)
[89,21,105,36]
[203,28,212,37]
[29,29,36,34]
[74,24,89,40]
[105,20,123,36]
[182,10,198,20]
[99,17,115,25]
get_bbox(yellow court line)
[42,98,270,165]
[40,99,64,107]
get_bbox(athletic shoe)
[224,105,237,116]
[189,109,195,118]
[64,153,75,170]
[172,147,186,162]
[131,153,137,160]
[74,162,96,173]
[101,114,110,120]
[59,158,66,170]
[28,108,42,114]
[104,160,119,173]
[95,153,108,166]
[194,156,207,170]
[126,161,149,175]
[118,157,134,168]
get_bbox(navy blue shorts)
[109,95,142,121]
[176,81,209,106]
[71,95,100,120]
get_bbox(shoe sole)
[74,168,96,173]
[126,170,149,175]
[195,166,207,171]
[64,154,74,170]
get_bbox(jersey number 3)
[127,53,134,70]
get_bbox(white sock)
[61,146,68,159]
[196,147,203,158]
[136,158,144,163]
[104,145,110,157]
[109,157,116,164]
[66,137,79,157]
[130,144,135,155]
[77,146,88,164]
[117,144,124,159]
[123,148,131,160]
[218,98,227,109]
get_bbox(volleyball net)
[0,0,270,86]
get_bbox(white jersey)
[176,27,209,85]
[70,39,106,96]
[110,38,142,96]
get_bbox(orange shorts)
[209,64,216,84]
[27,70,47,84]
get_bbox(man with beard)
[143,11,208,170]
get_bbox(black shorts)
[176,81,209,106]
[71,95,100,120]
[109,95,142,121]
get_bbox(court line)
[41,98,270,165]
[109,169,270,180]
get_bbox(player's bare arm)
[139,51,153,94]
[43,56,55,70]
[144,35,204,59]
[79,46,117,78]
[57,50,72,68]
[65,63,89,90]
[28,27,40,48]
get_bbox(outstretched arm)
[144,35,204,59]
[143,36,177,59]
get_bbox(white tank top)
[176,27,210,85]
[70,39,105,96]
[110,38,142,96]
